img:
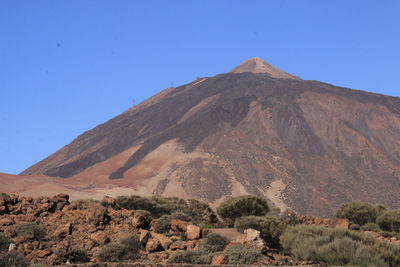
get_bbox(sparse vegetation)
[0,234,11,252]
[153,215,172,233]
[377,209,400,232]
[360,222,381,232]
[202,233,229,252]
[281,224,400,267]
[217,195,269,226]
[170,211,192,222]
[97,234,141,262]
[0,250,29,267]
[167,250,212,264]
[115,195,169,217]
[335,202,385,225]
[97,244,128,262]
[57,247,89,264]
[223,244,263,264]
[15,223,45,241]
[234,215,286,248]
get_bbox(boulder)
[145,238,163,252]
[235,228,267,252]
[333,218,349,229]
[56,193,69,202]
[139,229,151,245]
[169,240,187,250]
[54,223,72,238]
[36,249,52,258]
[90,231,110,245]
[186,224,201,240]
[86,203,110,228]
[170,219,192,232]
[212,254,228,265]
[151,232,172,250]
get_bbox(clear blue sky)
[1,1,399,174]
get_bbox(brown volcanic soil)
[17,59,400,217]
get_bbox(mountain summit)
[230,57,301,80]
[18,58,400,217]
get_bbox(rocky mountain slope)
[17,58,400,217]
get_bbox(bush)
[67,248,89,264]
[15,223,45,241]
[234,215,286,248]
[202,233,229,252]
[377,209,400,232]
[167,250,212,264]
[153,215,172,233]
[217,195,269,226]
[361,222,381,232]
[0,251,29,267]
[349,223,360,231]
[97,233,141,262]
[77,199,100,207]
[170,212,192,222]
[97,244,127,262]
[335,202,383,225]
[280,224,400,266]
[224,244,263,264]
[0,234,11,252]
[115,195,169,217]
[119,234,142,254]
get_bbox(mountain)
[19,57,400,217]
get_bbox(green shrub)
[335,202,382,225]
[59,247,89,264]
[170,212,192,222]
[266,207,281,217]
[167,250,212,264]
[97,233,141,262]
[361,222,381,232]
[97,244,127,262]
[119,234,142,253]
[217,195,269,226]
[115,195,168,217]
[202,233,229,252]
[223,244,263,264]
[280,224,400,266]
[0,251,29,267]
[15,223,45,241]
[234,215,286,248]
[0,234,11,252]
[197,221,214,229]
[377,210,400,232]
[77,198,100,207]
[67,248,89,263]
[153,215,172,233]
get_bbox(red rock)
[169,240,187,250]
[36,249,52,258]
[170,219,192,232]
[145,238,163,252]
[90,231,109,245]
[333,218,349,229]
[0,218,14,226]
[139,229,151,245]
[186,224,201,240]
[54,223,72,238]
[211,254,228,265]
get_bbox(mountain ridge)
[17,58,400,217]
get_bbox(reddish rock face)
[17,58,400,217]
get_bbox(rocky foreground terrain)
[1,193,399,266]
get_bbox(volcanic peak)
[230,57,301,80]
